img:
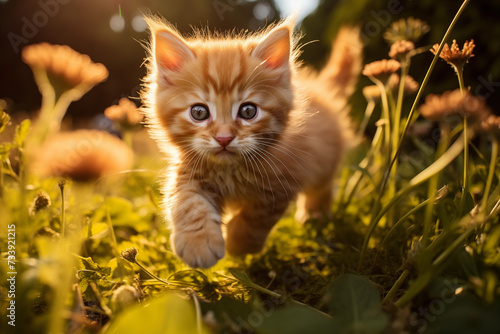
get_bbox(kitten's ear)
[253,26,291,69]
[154,29,194,71]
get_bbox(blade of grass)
[359,132,468,269]
[369,0,472,236]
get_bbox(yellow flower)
[34,130,133,182]
[22,43,108,92]
[389,40,415,60]
[362,59,401,83]
[430,39,475,69]
[419,89,490,125]
[384,17,430,44]
[105,98,144,130]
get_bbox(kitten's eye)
[190,104,210,121]
[238,103,258,120]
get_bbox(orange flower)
[22,43,108,91]
[34,130,133,182]
[419,89,490,125]
[362,85,381,102]
[431,40,475,69]
[481,114,500,138]
[362,59,401,83]
[389,40,415,60]
[105,98,144,129]
[384,17,430,44]
[388,74,419,96]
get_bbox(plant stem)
[105,198,120,257]
[422,128,450,247]
[59,180,66,237]
[375,0,472,210]
[481,139,499,214]
[456,65,466,92]
[459,118,469,216]
[134,260,172,285]
[342,126,383,209]
[188,289,203,334]
[357,100,376,138]
[0,162,3,199]
[432,225,476,268]
[383,269,410,304]
[359,132,468,268]
[376,81,392,159]
[381,198,430,248]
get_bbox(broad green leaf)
[328,274,388,334]
[104,293,210,334]
[89,222,109,238]
[14,119,31,148]
[258,305,337,334]
[426,296,500,334]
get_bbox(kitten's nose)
[215,136,234,148]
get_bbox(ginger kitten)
[142,16,362,268]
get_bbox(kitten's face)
[151,23,294,164]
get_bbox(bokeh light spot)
[253,2,274,21]
[110,14,125,32]
[132,15,147,32]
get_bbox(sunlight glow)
[274,0,320,21]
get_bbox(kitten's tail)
[317,26,363,102]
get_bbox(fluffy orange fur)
[141,16,362,268]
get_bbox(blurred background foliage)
[0,0,498,129]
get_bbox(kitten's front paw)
[172,226,225,268]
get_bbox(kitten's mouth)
[214,148,236,159]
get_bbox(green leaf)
[0,143,12,160]
[0,111,11,134]
[14,119,31,148]
[328,274,388,334]
[104,293,209,334]
[426,296,500,334]
[259,305,337,334]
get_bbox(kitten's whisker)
[246,150,273,202]
[253,137,312,164]
[257,148,302,192]
[251,147,290,201]
[241,149,266,199]
[255,141,309,174]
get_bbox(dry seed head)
[431,39,475,69]
[22,43,108,91]
[419,89,491,125]
[120,247,139,263]
[28,190,51,216]
[34,130,134,182]
[362,59,401,83]
[389,40,415,60]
